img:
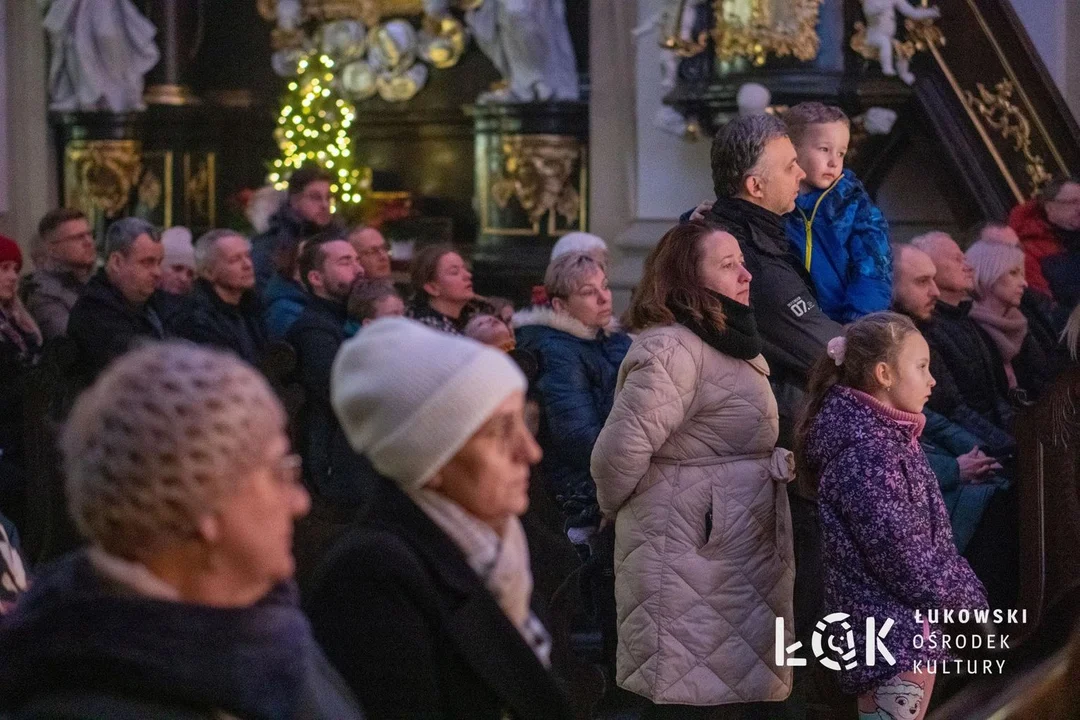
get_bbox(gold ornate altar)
[470,102,589,302]
[61,134,218,236]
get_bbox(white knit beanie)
[332,317,527,490]
[965,239,1025,300]
[550,232,607,262]
[161,226,195,269]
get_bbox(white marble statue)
[276,0,303,32]
[736,83,771,117]
[860,0,940,85]
[42,0,160,112]
[426,0,580,102]
[659,0,705,90]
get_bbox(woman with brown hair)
[406,244,487,334]
[591,222,795,717]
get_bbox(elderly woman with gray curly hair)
[0,342,365,719]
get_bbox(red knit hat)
[0,235,21,272]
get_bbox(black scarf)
[0,552,314,718]
[669,289,763,360]
[1053,223,1080,253]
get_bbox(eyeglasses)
[50,230,94,245]
[358,243,391,258]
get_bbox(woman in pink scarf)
[965,239,1052,400]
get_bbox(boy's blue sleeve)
[840,190,893,322]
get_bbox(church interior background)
[2,0,1080,308]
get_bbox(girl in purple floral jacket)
[796,312,987,719]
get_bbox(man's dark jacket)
[922,300,1015,434]
[251,203,340,293]
[67,270,169,385]
[305,475,572,720]
[180,279,267,366]
[285,294,348,497]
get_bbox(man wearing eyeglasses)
[251,165,341,293]
[1008,176,1080,308]
[19,208,97,340]
[348,226,393,280]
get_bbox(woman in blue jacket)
[514,252,631,534]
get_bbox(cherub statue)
[859,0,940,84]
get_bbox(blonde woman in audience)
[514,251,630,536]
[966,239,1052,399]
[0,342,364,719]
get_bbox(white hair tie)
[827,336,847,367]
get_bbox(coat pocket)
[697,483,727,558]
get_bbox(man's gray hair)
[909,231,953,254]
[711,113,789,199]
[105,217,160,258]
[194,228,248,275]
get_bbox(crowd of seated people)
[0,111,1078,720]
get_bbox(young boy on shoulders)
[784,102,892,323]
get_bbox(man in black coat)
[911,231,1016,434]
[252,165,341,293]
[67,217,169,385]
[694,114,843,443]
[180,229,266,366]
[892,242,1016,454]
[286,230,362,498]
[307,475,572,720]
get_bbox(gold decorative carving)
[490,135,581,227]
[661,0,708,58]
[183,153,217,227]
[64,140,142,218]
[144,83,200,107]
[963,80,1052,193]
[137,169,163,211]
[711,0,823,66]
[271,27,307,51]
[851,17,944,68]
[420,15,467,69]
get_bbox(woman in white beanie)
[159,225,196,295]
[966,239,1051,399]
[550,231,609,265]
[307,317,572,720]
[0,342,365,720]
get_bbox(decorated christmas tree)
[268,52,372,209]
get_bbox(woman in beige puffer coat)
[591,223,795,715]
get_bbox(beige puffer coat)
[591,323,795,706]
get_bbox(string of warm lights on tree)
[268,52,372,207]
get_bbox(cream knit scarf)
[409,488,551,666]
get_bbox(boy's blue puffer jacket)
[785,169,892,323]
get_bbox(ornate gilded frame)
[710,0,823,66]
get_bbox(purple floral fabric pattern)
[804,385,987,695]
